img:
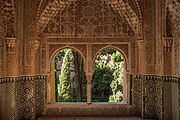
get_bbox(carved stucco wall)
[23,0,40,75]
[144,0,156,74]
[0,0,180,120]
[0,36,4,77]
[155,0,164,75]
[165,0,180,77]
[38,0,137,76]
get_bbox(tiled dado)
[0,75,47,120]
[132,74,180,120]
[0,79,15,120]
[15,75,47,119]
[0,75,179,120]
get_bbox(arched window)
[92,48,128,103]
[54,49,87,102]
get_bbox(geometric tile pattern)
[162,76,179,120]
[0,82,15,120]
[172,83,179,120]
[143,76,161,119]
[15,75,47,120]
[155,77,163,120]
[132,75,179,120]
[162,81,172,120]
[130,75,143,117]
[15,76,34,120]
[34,75,47,119]
[0,75,179,120]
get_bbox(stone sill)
[47,102,130,108]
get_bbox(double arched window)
[48,46,129,104]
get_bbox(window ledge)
[47,102,130,107]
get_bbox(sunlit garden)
[54,48,125,103]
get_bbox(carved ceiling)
[36,0,142,35]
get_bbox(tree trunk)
[102,91,104,98]
[72,51,82,102]
[80,59,84,101]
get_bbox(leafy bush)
[109,51,124,102]
[93,62,113,97]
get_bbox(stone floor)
[38,116,143,120]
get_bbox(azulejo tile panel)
[0,75,179,120]
[34,76,47,118]
[15,76,34,120]
[0,77,15,120]
[15,75,47,120]
[132,74,179,120]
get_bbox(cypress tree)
[58,49,73,102]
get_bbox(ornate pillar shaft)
[136,39,144,74]
[163,37,173,75]
[86,44,93,104]
[87,75,92,104]
[5,37,16,76]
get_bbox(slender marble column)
[87,75,92,104]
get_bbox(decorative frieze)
[131,74,179,83]
[0,77,15,84]
[0,75,47,84]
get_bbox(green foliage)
[109,51,124,102]
[112,52,124,63]
[93,62,113,93]
[55,57,59,102]
[58,49,73,102]
[109,91,123,102]
[93,48,124,102]
[100,48,116,55]
[55,49,69,102]
[92,96,109,102]
[55,48,124,103]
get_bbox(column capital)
[6,37,16,53]
[136,39,144,50]
[163,37,173,52]
[34,40,40,50]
